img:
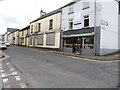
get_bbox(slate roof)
[30,9,62,24]
[7,28,19,33]
[20,25,30,31]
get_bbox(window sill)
[82,7,90,10]
[82,26,90,29]
[68,12,74,15]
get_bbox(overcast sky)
[0,0,72,34]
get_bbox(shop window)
[30,36,33,45]
[37,34,43,45]
[83,37,94,49]
[21,38,24,44]
[64,38,73,48]
[46,33,55,46]
[84,15,89,27]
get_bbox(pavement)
[2,46,119,88]
[33,47,119,61]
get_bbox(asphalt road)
[3,46,118,88]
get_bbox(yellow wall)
[30,12,61,32]
[38,13,61,32]
[30,12,61,49]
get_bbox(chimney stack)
[40,10,46,17]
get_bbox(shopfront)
[62,27,95,55]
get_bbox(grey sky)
[0,0,72,34]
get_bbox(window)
[83,0,89,10]
[37,34,43,45]
[46,33,55,46]
[84,15,89,27]
[38,23,41,32]
[69,5,74,14]
[31,25,33,33]
[21,38,24,44]
[69,19,73,29]
[30,36,33,45]
[49,19,53,30]
[27,29,29,35]
[22,31,24,36]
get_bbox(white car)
[0,41,7,50]
[4,42,10,46]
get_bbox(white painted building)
[61,0,119,55]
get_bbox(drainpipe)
[94,0,97,55]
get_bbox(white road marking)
[12,72,18,75]
[15,76,21,81]
[10,68,14,71]
[3,78,8,83]
[19,83,27,88]
[6,63,10,65]
[1,73,7,78]
[1,70,5,73]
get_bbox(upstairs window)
[69,19,73,29]
[84,15,89,27]
[83,0,89,10]
[22,31,24,36]
[49,19,53,30]
[69,5,74,14]
[27,29,29,35]
[31,25,33,33]
[38,23,41,32]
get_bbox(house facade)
[30,9,62,50]
[5,28,19,44]
[12,30,19,45]
[19,28,26,46]
[19,26,30,46]
[61,0,119,55]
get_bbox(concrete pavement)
[3,46,119,88]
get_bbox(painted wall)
[100,0,119,55]
[8,33,13,45]
[61,0,101,31]
[31,12,61,49]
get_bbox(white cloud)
[0,0,72,34]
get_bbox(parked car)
[0,41,7,50]
[4,42,10,46]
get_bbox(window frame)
[83,15,89,27]
[49,19,53,30]
[31,25,33,33]
[69,19,73,29]
[83,0,90,10]
[68,4,74,14]
[38,23,41,32]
